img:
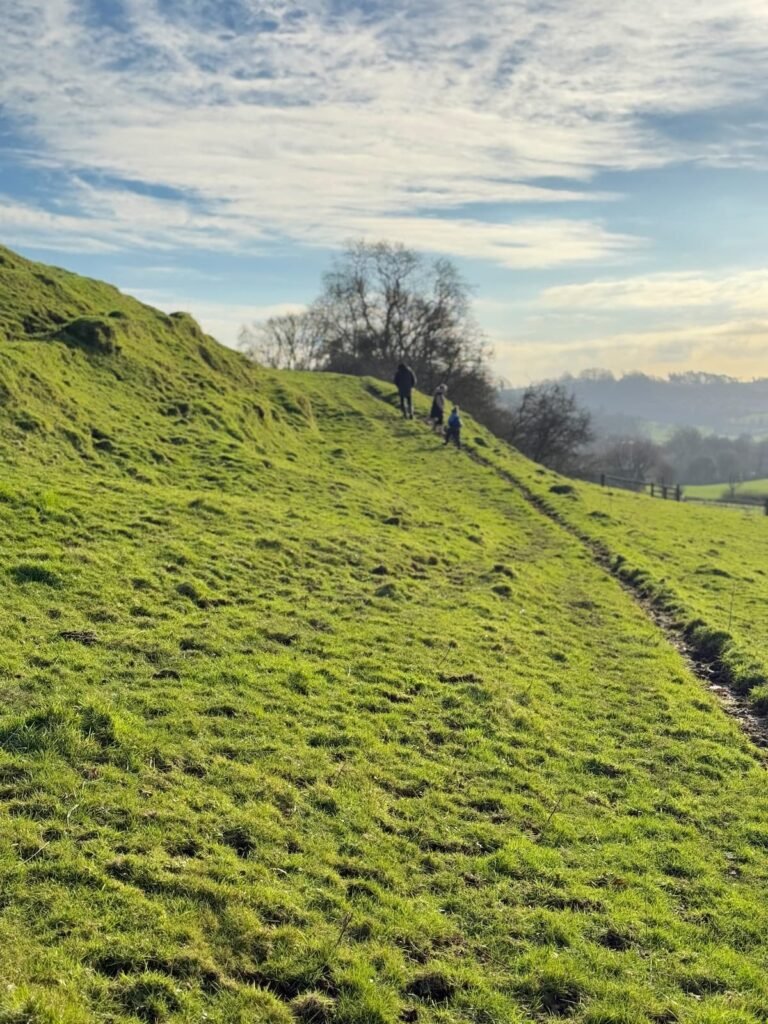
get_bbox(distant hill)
[500,371,768,438]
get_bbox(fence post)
[675,484,681,502]
[650,482,655,498]
[600,473,605,487]
[662,485,668,500]
[764,498,768,517]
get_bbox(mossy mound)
[57,316,121,355]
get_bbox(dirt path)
[464,444,768,755]
[366,387,768,753]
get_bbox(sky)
[2,1,768,383]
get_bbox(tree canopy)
[241,240,596,473]
[502,382,594,472]
[240,241,497,414]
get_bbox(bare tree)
[240,240,499,418]
[313,241,490,391]
[239,312,322,371]
[505,382,593,472]
[599,436,660,481]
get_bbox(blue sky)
[3,0,768,383]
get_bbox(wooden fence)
[593,472,768,514]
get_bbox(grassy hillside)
[476,447,768,717]
[1,246,768,1024]
[0,243,275,479]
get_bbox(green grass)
[475,447,768,717]
[0,245,767,1023]
[685,480,768,502]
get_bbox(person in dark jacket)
[444,405,462,448]
[430,383,447,431]
[394,363,417,419]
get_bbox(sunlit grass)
[0,245,766,1023]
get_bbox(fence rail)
[590,472,768,515]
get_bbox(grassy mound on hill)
[0,246,767,1024]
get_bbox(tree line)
[240,241,592,470]
[588,429,768,488]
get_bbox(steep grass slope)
[0,244,289,479]
[0,247,767,1024]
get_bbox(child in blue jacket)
[444,406,462,448]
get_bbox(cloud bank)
[2,0,768,264]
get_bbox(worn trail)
[375,387,767,753]
[462,441,768,754]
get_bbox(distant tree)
[666,427,704,465]
[239,312,322,371]
[578,367,615,382]
[754,439,768,477]
[669,370,738,385]
[685,454,718,484]
[504,382,593,472]
[599,436,660,481]
[654,458,676,486]
[714,449,743,486]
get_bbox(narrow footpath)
[370,384,768,756]
[465,443,768,754]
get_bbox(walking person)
[444,405,462,448]
[430,384,447,432]
[394,362,417,419]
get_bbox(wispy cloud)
[0,189,263,254]
[3,0,768,263]
[541,268,768,311]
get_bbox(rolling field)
[684,481,768,502]
[0,246,767,1024]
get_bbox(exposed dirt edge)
[363,387,768,754]
[464,446,768,756]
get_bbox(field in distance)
[684,479,768,501]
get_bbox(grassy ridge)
[1,247,767,1023]
[0,243,281,479]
